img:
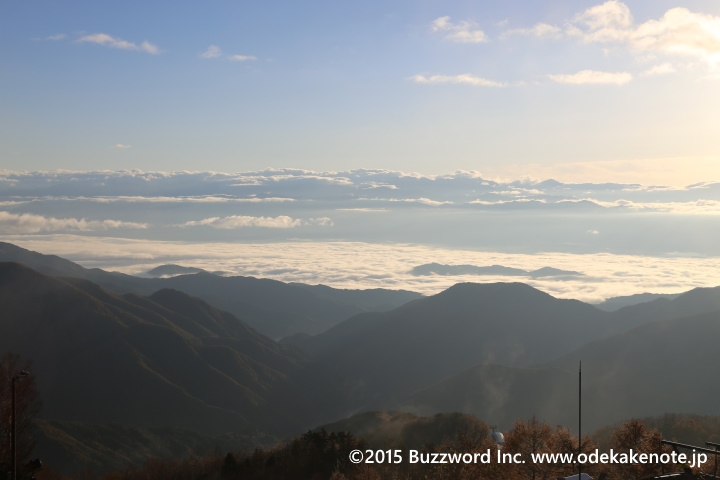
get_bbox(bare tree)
[609,419,667,480]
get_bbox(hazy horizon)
[3,168,720,302]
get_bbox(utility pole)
[578,361,582,480]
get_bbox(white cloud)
[77,33,160,54]
[631,8,720,65]
[503,23,563,39]
[200,45,222,59]
[32,195,296,204]
[410,74,506,87]
[572,0,633,43]
[199,45,257,62]
[431,16,488,43]
[499,2,720,71]
[591,198,720,214]
[362,183,398,190]
[482,156,720,187]
[569,2,720,67]
[180,215,332,229]
[641,63,676,76]
[308,217,333,226]
[395,197,452,206]
[548,69,632,85]
[358,197,452,206]
[228,55,257,62]
[335,208,389,212]
[0,211,147,234]
[112,144,132,149]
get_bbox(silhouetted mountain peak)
[0,261,36,278]
[149,287,204,304]
[146,264,210,277]
[436,281,551,302]
[676,285,720,301]
[0,242,88,277]
[529,266,582,278]
[0,261,79,293]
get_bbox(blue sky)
[3,0,720,182]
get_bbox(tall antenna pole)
[578,361,582,480]
[12,374,17,480]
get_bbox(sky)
[2,0,720,183]
[3,1,720,301]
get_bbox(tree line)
[32,417,717,480]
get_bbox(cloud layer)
[181,215,332,229]
[3,168,720,301]
[8,235,720,303]
[0,211,147,234]
[4,168,720,213]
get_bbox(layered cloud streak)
[3,169,720,299]
[0,211,147,234]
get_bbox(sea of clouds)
[2,169,720,302]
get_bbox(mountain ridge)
[0,262,304,434]
[0,241,422,338]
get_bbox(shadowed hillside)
[0,262,304,434]
[280,282,615,429]
[611,285,720,327]
[393,308,720,432]
[0,241,422,338]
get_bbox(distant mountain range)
[145,264,229,277]
[594,292,681,311]
[3,241,720,474]
[0,241,421,339]
[410,262,583,278]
